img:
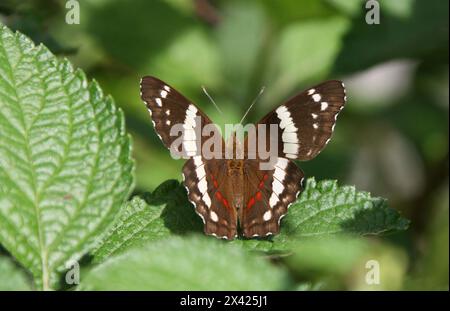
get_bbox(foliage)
[0,23,134,289]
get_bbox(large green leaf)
[91,197,169,265]
[91,178,409,259]
[91,179,205,263]
[81,236,289,290]
[0,24,134,289]
[0,256,31,290]
[275,178,410,242]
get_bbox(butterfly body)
[140,76,346,239]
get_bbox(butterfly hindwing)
[240,158,304,237]
[251,80,346,161]
[182,156,237,239]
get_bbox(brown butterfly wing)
[239,157,304,238]
[142,76,234,237]
[140,76,223,158]
[182,156,238,240]
[250,80,346,161]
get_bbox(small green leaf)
[0,24,134,289]
[0,256,32,290]
[276,178,410,242]
[81,236,289,290]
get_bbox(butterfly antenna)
[202,86,223,114]
[239,86,265,125]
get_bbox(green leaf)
[0,24,134,289]
[91,178,408,259]
[276,178,410,243]
[91,180,203,263]
[0,256,32,290]
[81,236,289,290]
[91,196,170,264]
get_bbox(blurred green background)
[0,0,447,290]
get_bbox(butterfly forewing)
[252,80,346,161]
[140,76,223,157]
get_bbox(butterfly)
[140,76,346,239]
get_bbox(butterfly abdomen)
[226,160,245,212]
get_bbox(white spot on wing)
[276,157,289,170]
[273,167,286,182]
[155,98,162,106]
[196,165,206,180]
[203,192,211,208]
[283,143,299,155]
[272,179,284,195]
[321,102,328,111]
[284,123,297,133]
[193,156,203,166]
[282,132,298,143]
[183,129,196,140]
[263,210,272,221]
[183,140,197,152]
[307,88,316,95]
[160,90,168,98]
[269,193,279,208]
[312,94,321,102]
[210,211,218,222]
[198,178,207,195]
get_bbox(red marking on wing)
[211,174,219,188]
[215,191,222,200]
[222,198,230,209]
[247,197,255,209]
[248,175,269,210]
[255,191,262,201]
